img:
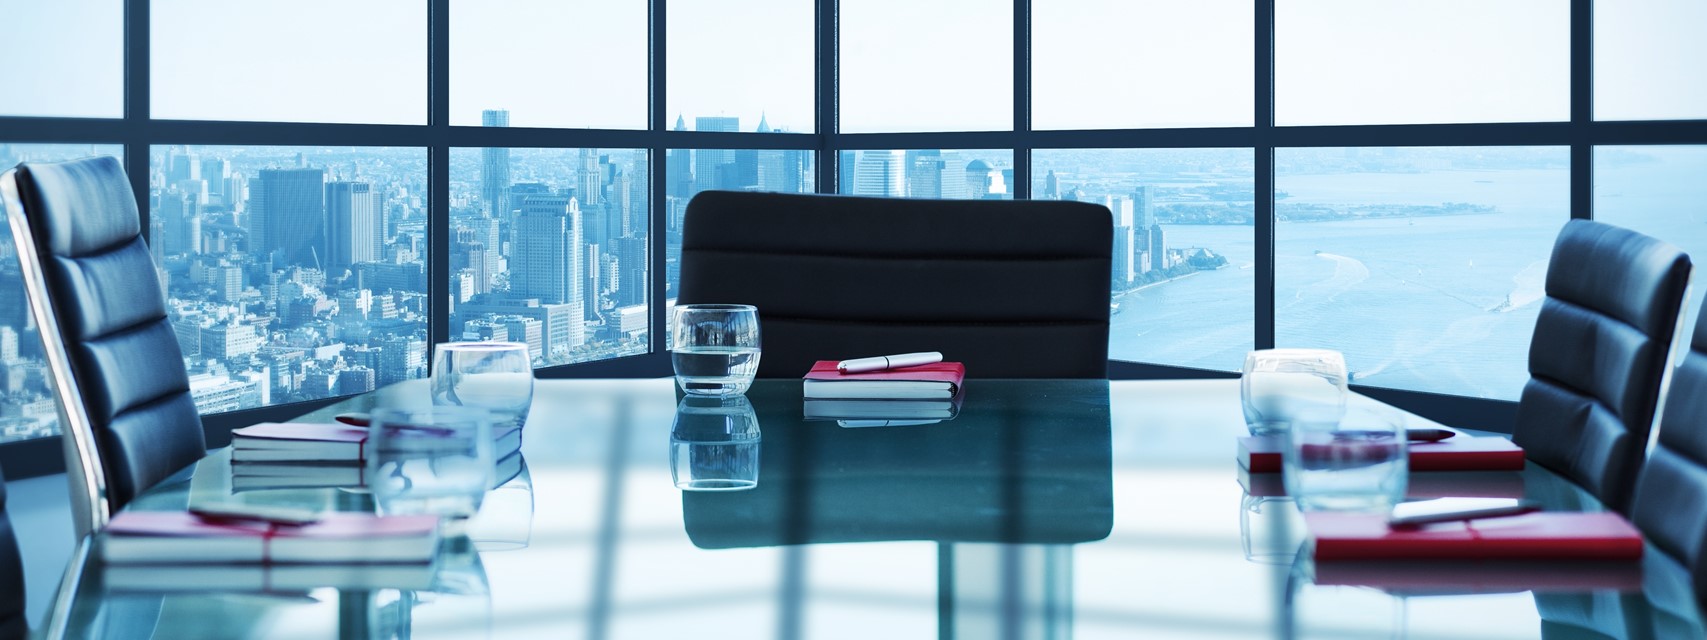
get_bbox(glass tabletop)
[46,378,1707,639]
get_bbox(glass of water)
[1283,408,1408,512]
[672,304,761,396]
[1241,348,1349,435]
[367,407,498,523]
[670,396,761,491]
[432,341,534,431]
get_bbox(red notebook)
[802,360,965,399]
[1306,511,1644,561]
[1238,434,1525,473]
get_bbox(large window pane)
[837,150,1013,200]
[667,0,814,134]
[1275,147,1569,400]
[664,148,816,341]
[0,144,123,444]
[452,0,647,129]
[1033,149,1256,371]
[1277,0,1568,126]
[453,147,649,366]
[150,145,429,414]
[1594,145,1707,315]
[1033,1,1253,130]
[0,0,122,118]
[839,0,1013,133]
[152,1,427,125]
[1595,0,1707,121]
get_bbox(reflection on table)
[42,378,1707,639]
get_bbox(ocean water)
[1113,167,1572,400]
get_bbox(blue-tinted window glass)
[1033,149,1256,371]
[452,0,647,129]
[149,145,430,414]
[1275,147,1569,400]
[1595,0,1707,121]
[0,0,122,118]
[1594,145,1707,316]
[450,147,650,367]
[667,0,814,134]
[836,150,1013,200]
[839,0,1013,133]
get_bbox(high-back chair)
[1513,219,1691,515]
[0,157,207,538]
[1632,296,1707,602]
[677,191,1114,378]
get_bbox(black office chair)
[677,191,1114,378]
[0,157,207,537]
[1512,220,1691,515]
[0,465,25,640]
[1632,297,1707,602]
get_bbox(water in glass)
[1283,412,1408,512]
[672,304,761,396]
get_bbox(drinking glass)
[1241,348,1349,435]
[469,455,534,552]
[1241,493,1306,565]
[671,304,761,396]
[367,407,497,522]
[670,396,762,491]
[432,341,534,431]
[1283,408,1408,512]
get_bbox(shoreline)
[1117,270,1204,298]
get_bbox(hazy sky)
[8,0,1702,127]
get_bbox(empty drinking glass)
[367,407,498,523]
[1283,408,1408,512]
[672,304,761,396]
[1241,348,1349,435]
[670,396,762,491]
[432,341,534,431]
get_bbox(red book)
[1237,434,1525,473]
[1306,511,1644,561]
[103,511,441,564]
[802,360,965,399]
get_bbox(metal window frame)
[1,0,1705,476]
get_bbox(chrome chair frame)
[0,168,110,538]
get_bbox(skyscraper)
[481,110,512,217]
[577,148,602,208]
[250,168,326,268]
[852,150,905,197]
[202,157,231,201]
[325,181,382,274]
[693,116,740,194]
[510,195,582,309]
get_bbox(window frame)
[0,0,1703,477]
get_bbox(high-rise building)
[202,157,231,201]
[481,110,512,217]
[250,168,327,268]
[336,367,376,395]
[614,236,647,308]
[1150,223,1168,272]
[167,149,200,184]
[578,148,602,208]
[325,181,382,275]
[693,117,740,194]
[160,190,202,255]
[759,149,809,194]
[511,195,582,309]
[1133,186,1155,229]
[906,150,965,199]
[853,150,905,197]
[1106,195,1136,285]
[630,151,650,236]
[1044,169,1059,199]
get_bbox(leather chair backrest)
[0,465,24,640]
[678,191,1113,378]
[1632,299,1707,599]
[6,157,206,516]
[1513,219,1691,514]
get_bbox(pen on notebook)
[1406,428,1458,442]
[837,351,944,374]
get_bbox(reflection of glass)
[469,456,533,552]
[1242,348,1348,435]
[671,304,761,396]
[368,407,497,521]
[1284,408,1408,512]
[374,537,493,640]
[1241,493,1306,565]
[432,341,534,430]
[670,396,761,491]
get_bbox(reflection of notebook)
[1306,511,1643,561]
[104,562,438,593]
[685,380,1113,548]
[803,396,962,423]
[1309,559,1644,595]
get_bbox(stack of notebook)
[802,360,965,427]
[230,421,525,491]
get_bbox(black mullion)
[429,0,451,349]
[1571,0,1593,220]
[1255,0,1275,351]
[818,0,838,193]
[650,0,669,356]
[124,0,150,233]
[1011,0,1031,200]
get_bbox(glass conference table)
[42,378,1707,639]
